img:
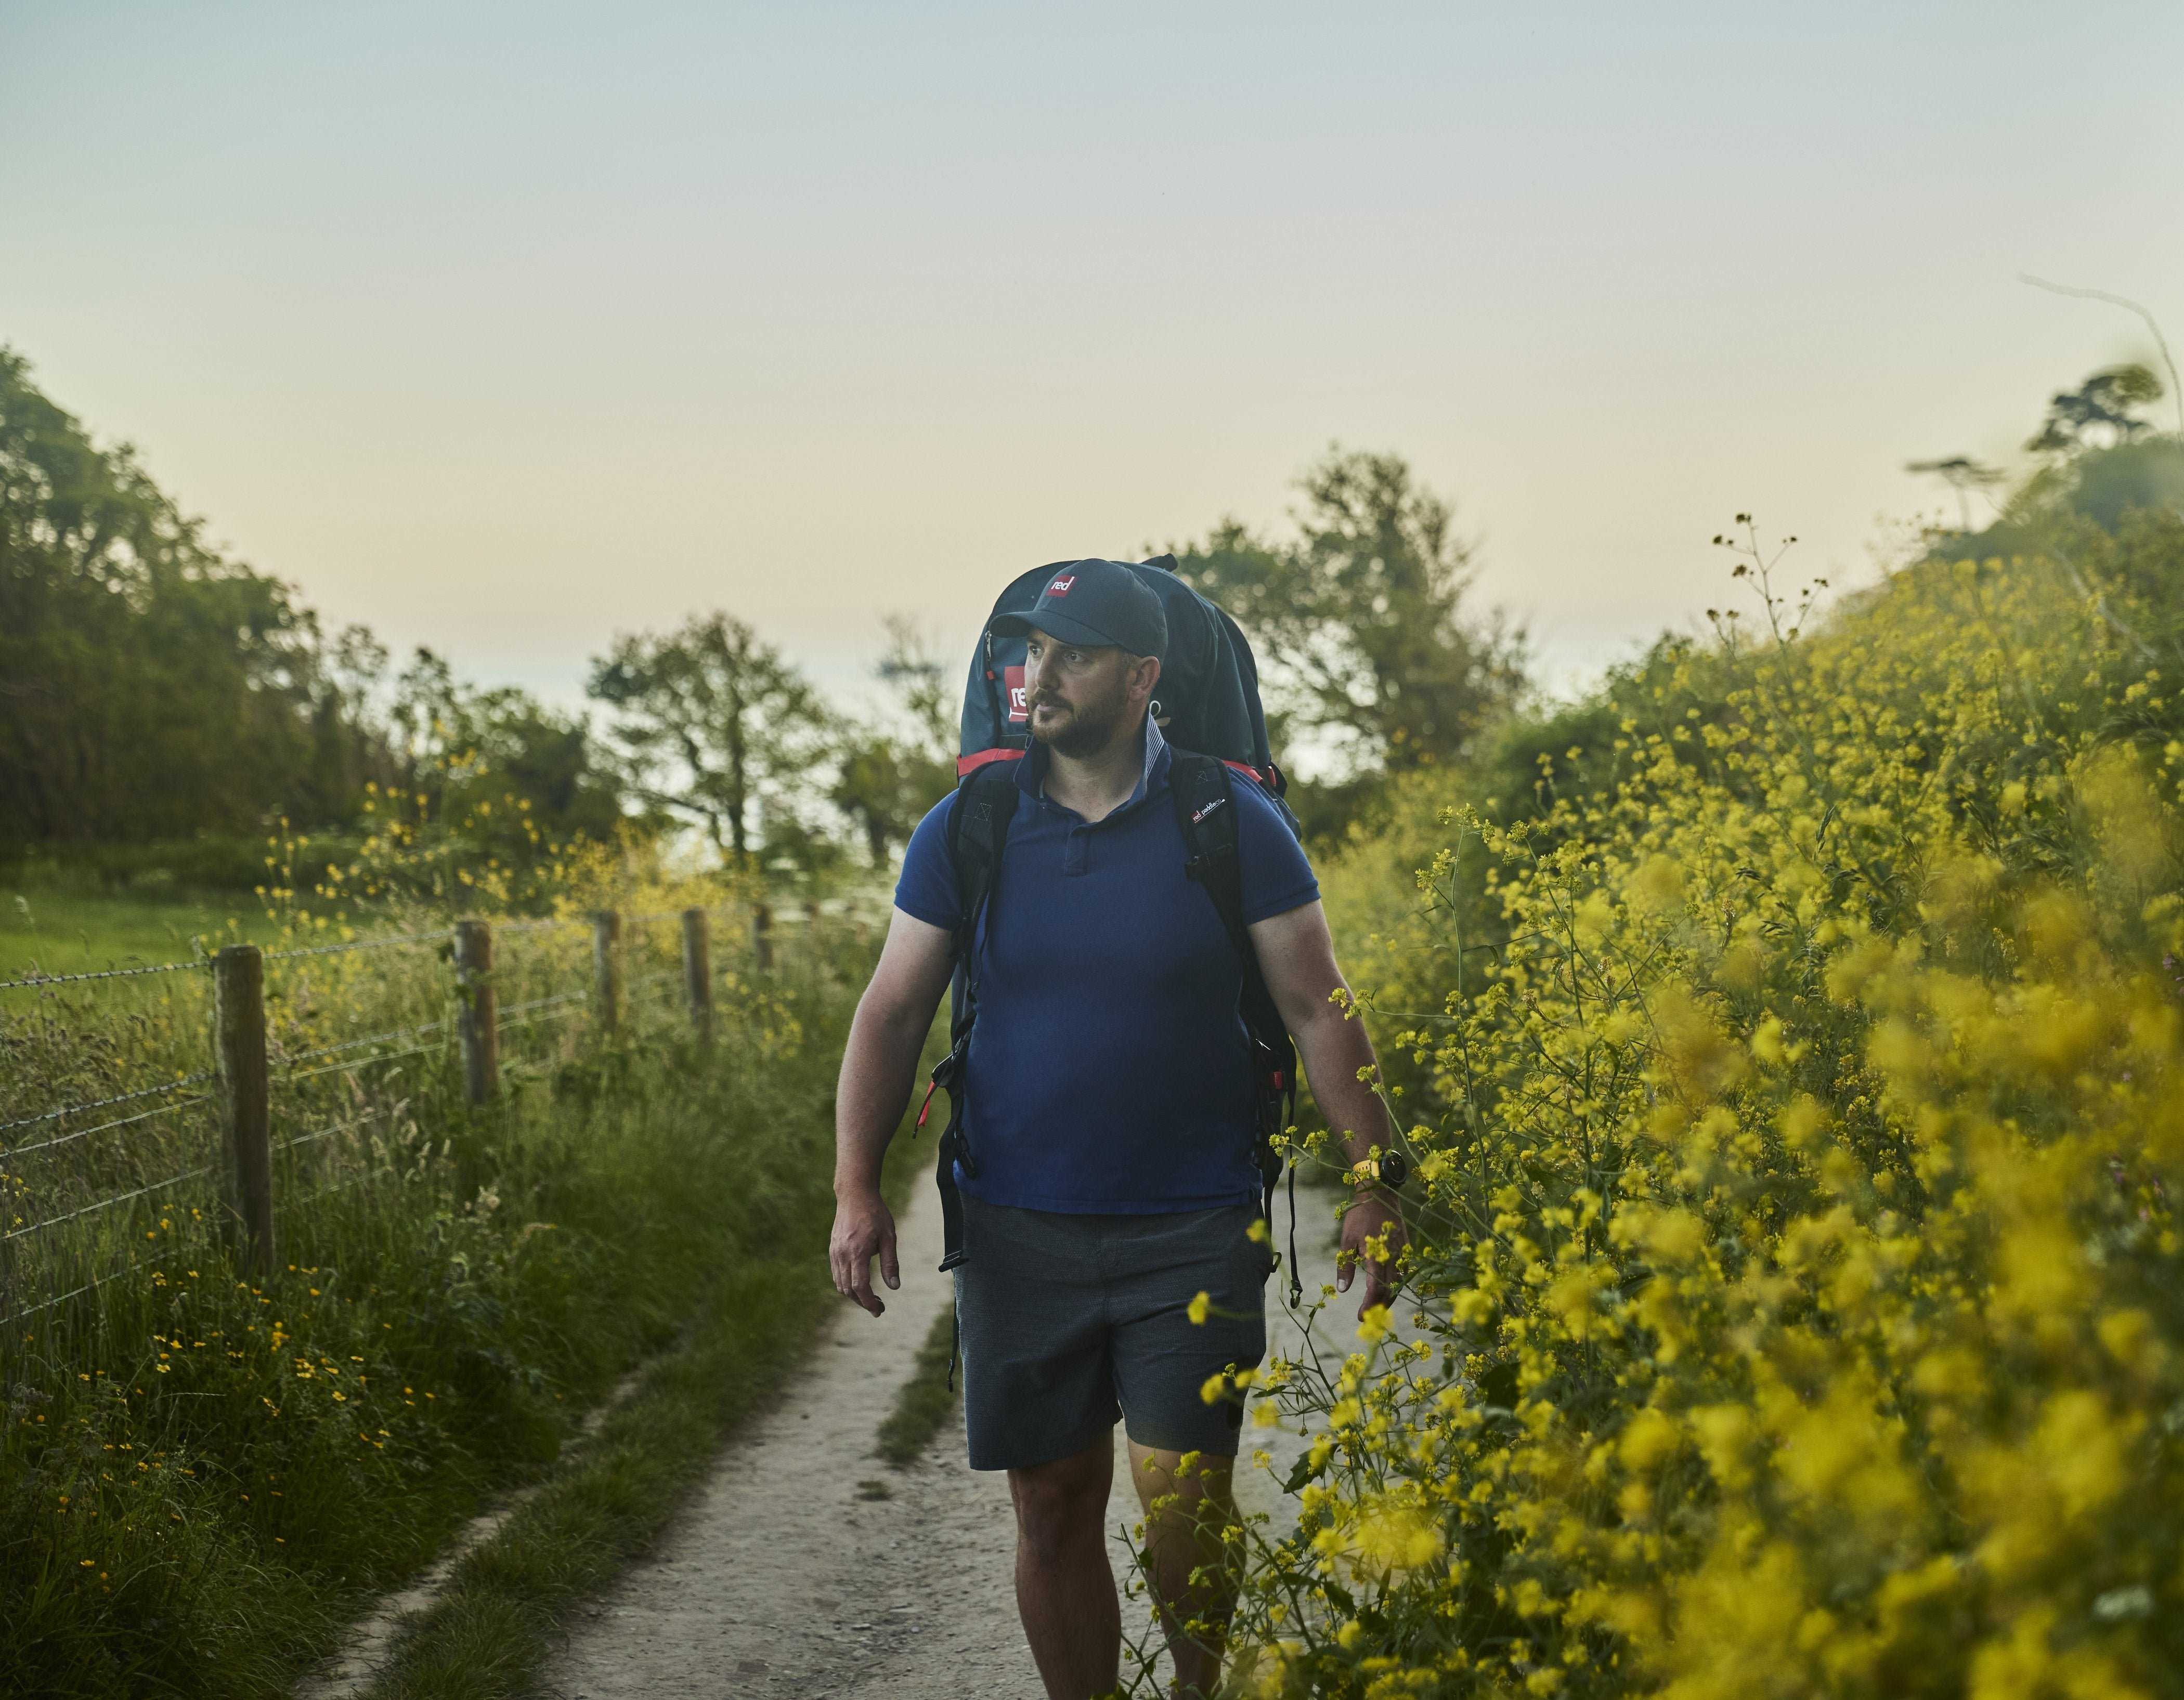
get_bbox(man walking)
[829,559,1402,1699]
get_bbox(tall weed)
[1216,520,2184,1697]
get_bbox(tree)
[384,647,625,858]
[1171,448,1527,794]
[0,345,376,848]
[1905,456,2008,533]
[586,613,831,864]
[828,617,956,867]
[2026,364,2165,454]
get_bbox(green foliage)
[0,932,868,1699]
[2026,362,2167,454]
[830,619,957,868]
[1171,447,1527,839]
[385,649,627,858]
[0,349,628,875]
[0,880,281,982]
[0,347,375,849]
[588,612,834,865]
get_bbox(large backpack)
[917,557,1307,1321]
[954,555,1298,827]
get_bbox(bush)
[1215,520,2184,1697]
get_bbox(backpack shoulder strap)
[1173,750,1283,998]
[1169,751,1249,956]
[926,761,1019,1286]
[1173,756,1288,1065]
[1171,749,1303,1304]
[945,761,1020,989]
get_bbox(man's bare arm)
[1247,899,1405,1313]
[829,907,955,1316]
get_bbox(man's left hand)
[1336,1187,1405,1317]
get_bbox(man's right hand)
[829,1191,901,1316]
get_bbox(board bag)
[916,557,1307,1336]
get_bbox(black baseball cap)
[989,559,1169,661]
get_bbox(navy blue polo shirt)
[894,720,1320,1213]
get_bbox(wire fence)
[0,958,209,993]
[0,898,850,1342]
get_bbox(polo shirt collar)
[1017,714,1171,815]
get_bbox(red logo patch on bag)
[1006,665,1028,722]
[1047,574,1076,597]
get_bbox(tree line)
[1,344,1532,883]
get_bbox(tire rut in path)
[545,1176,1343,1700]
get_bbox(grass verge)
[0,878,279,978]
[347,1048,939,1700]
[1,951,878,1699]
[873,1303,960,1470]
[353,1250,836,1698]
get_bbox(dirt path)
[542,1176,1350,1700]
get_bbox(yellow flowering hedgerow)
[1215,517,2184,1697]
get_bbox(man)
[829,559,1403,1700]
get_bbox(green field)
[0,882,281,980]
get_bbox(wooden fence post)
[750,901,773,973]
[455,919,499,1103]
[212,945,275,1276]
[593,910,623,1031]
[681,907,713,1044]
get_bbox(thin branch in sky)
[2020,273,2184,437]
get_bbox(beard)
[1028,674,1132,757]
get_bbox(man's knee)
[1008,1443,1111,1561]
[1129,1445,1235,1520]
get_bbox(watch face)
[1380,1152,1408,1190]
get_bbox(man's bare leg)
[1008,1436,1121,1699]
[1127,1442,1240,1699]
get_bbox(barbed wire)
[492,916,587,937]
[496,1007,590,1041]
[2,1162,217,1245]
[0,892,814,1335]
[277,1043,445,1089]
[3,1094,214,1163]
[0,1073,217,1141]
[262,930,445,962]
[1,1222,214,1329]
[497,991,589,1021]
[278,1019,450,1071]
[0,958,208,993]
[290,1166,384,1210]
[276,1107,395,1155]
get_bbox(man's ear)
[1129,653,1162,704]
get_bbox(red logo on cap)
[1047,574,1076,597]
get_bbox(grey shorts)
[953,1195,1271,1472]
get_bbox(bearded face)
[1023,636,1140,758]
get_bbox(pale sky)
[5,3,2182,720]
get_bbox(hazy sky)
[5,3,2182,715]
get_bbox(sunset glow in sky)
[5,3,2182,711]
